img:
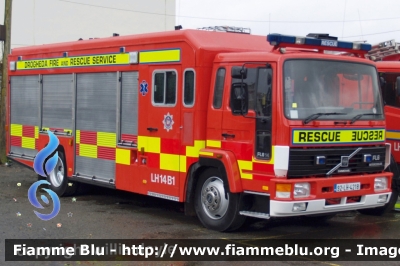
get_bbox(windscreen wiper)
[303,112,347,125]
[349,113,382,124]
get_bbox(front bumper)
[270,192,392,217]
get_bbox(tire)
[358,156,400,216]
[46,150,77,197]
[194,168,246,232]
[37,174,46,181]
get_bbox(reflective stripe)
[186,140,205,157]
[123,136,209,171]
[387,131,400,140]
[22,137,35,149]
[116,148,131,165]
[79,144,98,158]
[76,130,81,144]
[138,136,161,153]
[180,156,187,173]
[11,124,22,136]
[139,49,180,64]
[238,160,253,180]
[199,151,213,157]
[17,53,130,70]
[206,140,221,148]
[97,147,115,160]
[97,132,116,148]
[160,153,179,171]
[10,124,39,150]
[75,130,121,162]
[147,137,161,153]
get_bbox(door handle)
[222,133,235,138]
[147,127,158,132]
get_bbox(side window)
[152,70,177,106]
[231,68,257,111]
[213,68,226,109]
[231,67,271,115]
[183,69,195,107]
[381,73,400,108]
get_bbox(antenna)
[358,9,364,41]
[269,13,271,34]
[341,0,347,38]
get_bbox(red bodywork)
[6,30,392,214]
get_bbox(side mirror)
[231,66,247,79]
[230,83,248,115]
[397,77,400,97]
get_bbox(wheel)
[194,168,246,232]
[358,156,400,216]
[46,150,77,197]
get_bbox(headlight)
[293,182,310,198]
[374,177,388,191]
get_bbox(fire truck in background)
[6,30,398,231]
[367,40,400,206]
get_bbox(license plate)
[321,39,338,47]
[334,182,361,192]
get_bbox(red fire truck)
[6,30,397,231]
[367,40,400,206]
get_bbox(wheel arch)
[57,144,66,157]
[184,151,243,216]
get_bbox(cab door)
[140,66,181,200]
[221,64,274,184]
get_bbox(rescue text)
[292,129,385,144]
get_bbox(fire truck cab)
[6,30,396,231]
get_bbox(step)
[239,211,270,219]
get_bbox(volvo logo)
[341,156,349,167]
[326,148,362,176]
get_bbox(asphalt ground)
[1,163,400,266]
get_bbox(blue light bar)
[267,33,372,52]
[360,43,372,51]
[267,34,295,45]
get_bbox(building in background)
[10,0,176,49]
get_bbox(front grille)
[287,146,386,178]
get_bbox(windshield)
[283,60,384,121]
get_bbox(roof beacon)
[267,33,372,55]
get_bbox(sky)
[0,0,399,49]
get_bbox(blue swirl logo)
[29,131,61,221]
[28,180,60,221]
[34,131,59,177]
